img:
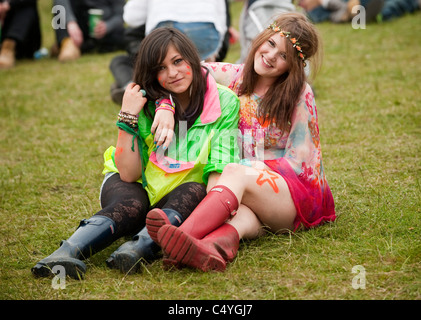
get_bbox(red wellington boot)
[146,185,238,244]
[158,223,239,271]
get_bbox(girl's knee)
[222,163,245,176]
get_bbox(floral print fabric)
[205,63,336,230]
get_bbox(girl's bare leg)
[218,162,297,236]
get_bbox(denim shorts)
[156,21,220,60]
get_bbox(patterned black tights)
[95,173,207,238]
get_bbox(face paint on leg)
[256,169,279,193]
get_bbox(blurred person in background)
[52,0,125,62]
[298,0,421,23]
[238,0,296,63]
[0,0,41,69]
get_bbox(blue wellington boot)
[31,215,117,280]
[106,208,183,274]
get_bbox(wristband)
[156,98,173,106]
[155,103,175,114]
[155,97,175,114]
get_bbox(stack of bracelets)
[117,96,175,130]
[118,110,139,129]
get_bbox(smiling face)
[157,44,193,101]
[254,32,289,82]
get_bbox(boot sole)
[31,258,86,280]
[146,209,171,244]
[162,257,183,270]
[158,225,226,272]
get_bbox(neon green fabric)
[103,83,240,206]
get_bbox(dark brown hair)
[133,27,207,128]
[241,12,322,133]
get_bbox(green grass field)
[0,1,420,300]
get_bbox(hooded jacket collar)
[199,68,221,124]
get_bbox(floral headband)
[268,22,306,67]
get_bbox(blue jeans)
[156,21,220,60]
[307,0,419,23]
[381,0,419,21]
[307,5,331,23]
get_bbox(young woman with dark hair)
[31,27,240,279]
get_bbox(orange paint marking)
[256,169,279,193]
[115,147,123,158]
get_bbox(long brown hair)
[241,12,322,133]
[133,27,207,128]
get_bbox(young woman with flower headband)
[146,12,336,272]
[32,27,240,279]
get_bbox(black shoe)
[31,240,88,279]
[106,227,160,274]
[106,209,184,274]
[32,215,117,280]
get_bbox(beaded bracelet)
[156,103,175,114]
[118,110,138,129]
[118,110,138,119]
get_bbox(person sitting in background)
[0,0,41,69]
[108,0,147,105]
[124,0,227,62]
[52,0,126,62]
[299,0,420,24]
[376,0,420,22]
[299,0,384,23]
[109,0,231,106]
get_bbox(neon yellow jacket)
[103,76,240,205]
